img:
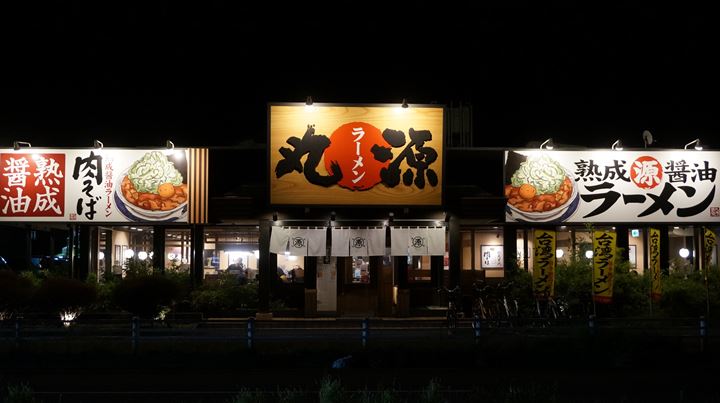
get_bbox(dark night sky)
[1,4,719,150]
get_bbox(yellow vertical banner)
[533,229,556,299]
[592,230,616,304]
[648,228,662,302]
[704,227,716,270]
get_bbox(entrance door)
[337,256,379,317]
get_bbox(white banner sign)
[505,150,720,223]
[390,227,445,256]
[331,228,385,256]
[271,227,327,257]
[0,148,189,223]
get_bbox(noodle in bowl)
[116,169,187,219]
[506,174,578,221]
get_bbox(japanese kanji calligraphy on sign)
[533,229,556,299]
[1,149,193,223]
[505,150,720,222]
[270,105,444,205]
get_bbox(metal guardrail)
[2,314,717,347]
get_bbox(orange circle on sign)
[323,122,390,190]
[630,156,663,189]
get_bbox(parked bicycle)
[535,291,569,326]
[437,285,462,330]
[472,280,519,326]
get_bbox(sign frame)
[267,102,446,208]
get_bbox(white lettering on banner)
[1,187,31,214]
[632,159,661,188]
[3,157,31,187]
[505,150,720,223]
[351,127,366,185]
[33,156,63,186]
[33,186,62,214]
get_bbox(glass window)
[277,253,305,284]
[202,227,259,281]
[461,231,472,270]
[350,256,370,284]
[166,228,191,273]
[669,225,696,271]
[408,256,431,282]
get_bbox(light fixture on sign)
[12,141,32,151]
[401,98,409,109]
[611,139,623,151]
[585,250,594,259]
[93,140,104,149]
[164,139,183,159]
[642,130,654,148]
[556,249,564,258]
[540,138,554,150]
[305,96,316,111]
[684,138,703,151]
[679,248,690,258]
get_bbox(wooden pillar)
[257,220,274,316]
[616,226,629,262]
[395,256,408,289]
[77,225,90,280]
[448,214,461,288]
[304,256,317,317]
[642,227,650,274]
[191,225,204,287]
[153,226,165,273]
[395,256,409,317]
[503,226,517,270]
[660,226,670,274]
[103,229,113,281]
[430,255,444,289]
[68,225,77,278]
[24,225,33,273]
[523,228,530,270]
[89,226,99,280]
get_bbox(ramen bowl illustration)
[504,154,578,222]
[116,151,187,220]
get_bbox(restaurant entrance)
[336,256,394,317]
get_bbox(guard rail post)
[247,317,255,350]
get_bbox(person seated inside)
[290,265,304,283]
[277,266,290,283]
[227,258,248,284]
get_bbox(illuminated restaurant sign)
[270,104,444,205]
[505,150,720,223]
[0,148,208,223]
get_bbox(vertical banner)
[533,229,556,299]
[648,228,662,302]
[592,230,617,304]
[704,227,716,270]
